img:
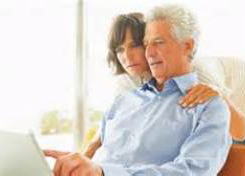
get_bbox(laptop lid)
[0,130,52,176]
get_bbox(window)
[0,0,76,151]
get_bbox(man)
[45,4,231,176]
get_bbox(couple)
[45,4,232,176]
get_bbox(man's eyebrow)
[153,37,165,41]
[143,37,165,44]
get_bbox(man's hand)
[44,150,103,176]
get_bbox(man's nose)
[145,44,156,59]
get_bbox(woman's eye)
[115,47,123,53]
[131,43,141,48]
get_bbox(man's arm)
[101,97,232,176]
[44,97,231,176]
[178,83,245,140]
[43,95,121,176]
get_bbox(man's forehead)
[144,28,165,42]
[146,19,170,28]
[144,21,171,40]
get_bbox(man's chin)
[151,72,161,78]
[152,73,166,81]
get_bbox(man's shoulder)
[203,96,228,110]
[196,96,230,121]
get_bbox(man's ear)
[183,38,194,56]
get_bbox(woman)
[84,12,245,158]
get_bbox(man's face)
[144,20,192,82]
[116,28,150,77]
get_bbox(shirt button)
[187,108,194,114]
[157,96,162,100]
[123,160,130,167]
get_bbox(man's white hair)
[144,4,200,59]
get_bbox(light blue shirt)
[95,72,232,176]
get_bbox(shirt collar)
[141,72,198,95]
[172,72,198,95]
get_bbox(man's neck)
[155,78,167,91]
[155,70,192,91]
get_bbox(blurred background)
[0,0,244,152]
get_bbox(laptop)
[0,130,53,176]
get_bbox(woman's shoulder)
[193,57,230,96]
[193,57,225,82]
[194,56,245,73]
[193,57,223,72]
[114,74,139,96]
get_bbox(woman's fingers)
[186,89,213,107]
[194,90,218,104]
[180,85,205,107]
[180,83,220,108]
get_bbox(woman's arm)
[83,134,102,159]
[224,97,245,141]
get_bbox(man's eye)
[155,40,165,45]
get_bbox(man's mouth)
[150,61,163,66]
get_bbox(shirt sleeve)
[101,97,232,176]
[98,113,106,143]
[98,94,123,143]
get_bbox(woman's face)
[116,28,150,77]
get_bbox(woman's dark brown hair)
[106,13,145,75]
